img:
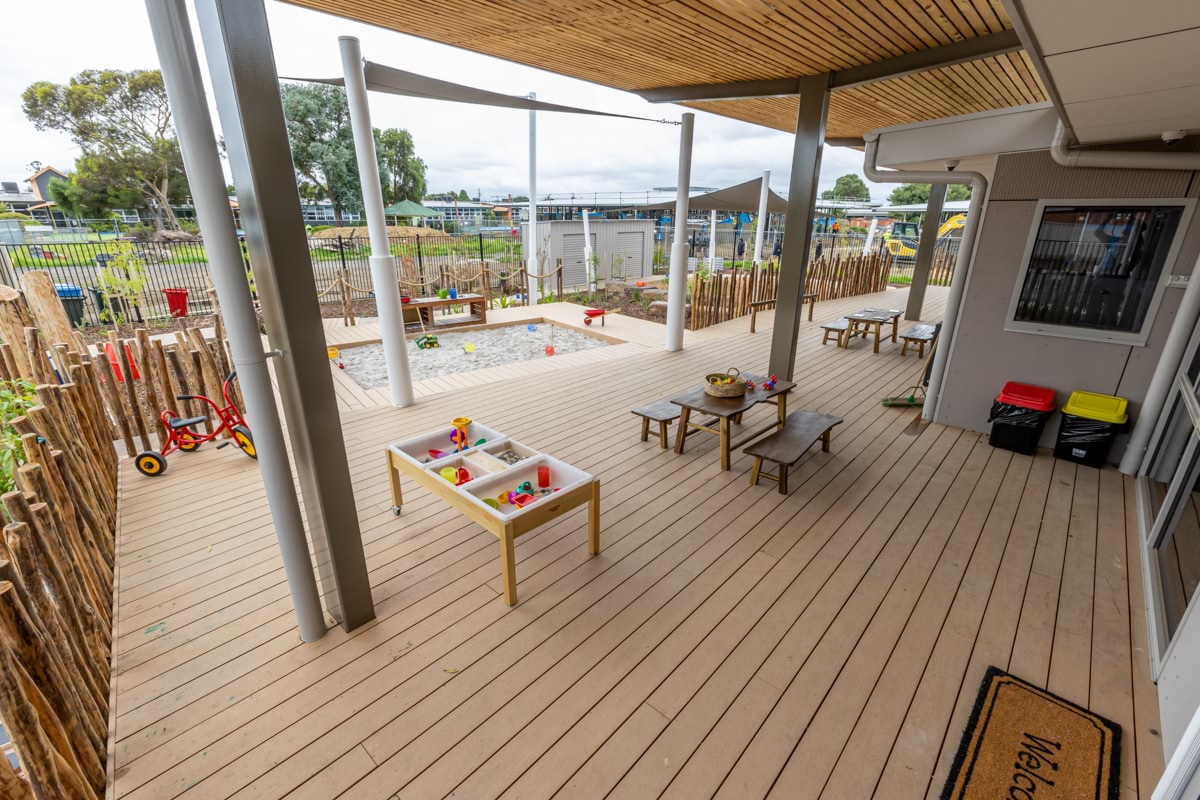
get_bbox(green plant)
[630,289,642,303]
[96,240,148,332]
[495,294,514,309]
[0,380,37,495]
[652,244,666,267]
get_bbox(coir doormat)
[940,667,1121,800]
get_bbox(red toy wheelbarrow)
[583,308,607,326]
[134,371,255,476]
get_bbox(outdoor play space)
[105,284,1164,800]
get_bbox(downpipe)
[862,135,988,421]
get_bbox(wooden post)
[0,287,34,377]
[18,271,79,355]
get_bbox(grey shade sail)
[631,178,789,213]
[295,62,668,123]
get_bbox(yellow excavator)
[884,213,966,261]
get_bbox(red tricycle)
[135,371,256,477]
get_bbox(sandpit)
[340,323,609,388]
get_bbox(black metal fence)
[0,231,523,326]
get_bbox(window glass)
[1013,205,1184,335]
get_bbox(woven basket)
[704,367,746,398]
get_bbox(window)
[1006,200,1193,345]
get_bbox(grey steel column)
[905,182,946,320]
[145,0,326,641]
[768,74,831,380]
[194,0,375,631]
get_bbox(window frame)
[1004,197,1196,346]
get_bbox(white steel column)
[340,36,414,407]
[527,93,539,304]
[582,209,595,291]
[753,169,770,265]
[708,209,718,270]
[863,217,879,254]
[665,112,694,351]
[146,0,326,641]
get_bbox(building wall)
[936,148,1200,460]
[532,219,656,291]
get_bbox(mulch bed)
[562,286,670,326]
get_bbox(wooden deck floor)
[107,286,1164,800]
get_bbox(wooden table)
[671,375,796,470]
[843,308,901,353]
[387,429,599,606]
[405,293,487,328]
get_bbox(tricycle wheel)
[177,430,202,452]
[232,425,256,460]
[135,451,167,477]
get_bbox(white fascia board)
[873,102,1058,168]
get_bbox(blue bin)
[55,283,86,326]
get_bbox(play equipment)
[544,324,556,356]
[416,334,440,349]
[134,371,255,477]
[327,345,345,369]
[527,323,537,332]
[451,417,472,452]
[387,423,600,605]
[583,308,607,326]
[464,342,476,353]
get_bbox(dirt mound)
[309,225,432,239]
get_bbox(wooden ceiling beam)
[634,28,1022,103]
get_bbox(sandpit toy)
[583,308,607,326]
[416,334,440,349]
[451,417,472,452]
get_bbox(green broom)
[883,335,938,407]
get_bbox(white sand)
[341,323,608,388]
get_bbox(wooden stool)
[820,318,849,346]
[900,323,938,357]
[745,411,844,494]
[631,400,681,449]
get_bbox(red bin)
[988,381,1056,455]
[162,287,189,318]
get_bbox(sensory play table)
[386,421,600,605]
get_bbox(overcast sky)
[0,0,893,203]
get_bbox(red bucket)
[161,287,189,318]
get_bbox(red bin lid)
[996,381,1056,412]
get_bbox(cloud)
[0,0,892,203]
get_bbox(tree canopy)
[374,127,426,206]
[821,174,871,202]
[22,69,187,228]
[279,82,361,224]
[887,182,972,205]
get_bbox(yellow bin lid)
[1063,390,1128,425]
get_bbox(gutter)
[862,135,987,422]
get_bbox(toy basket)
[704,368,746,398]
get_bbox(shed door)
[561,233,596,291]
[616,231,645,279]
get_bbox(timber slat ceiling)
[281,0,1047,138]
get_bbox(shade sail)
[383,199,439,217]
[298,62,668,124]
[631,178,788,213]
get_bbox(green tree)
[373,127,426,205]
[47,155,158,220]
[457,189,471,201]
[22,69,187,229]
[279,82,359,225]
[887,182,972,205]
[821,173,870,202]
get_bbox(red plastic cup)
[537,465,550,488]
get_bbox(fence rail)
[688,251,898,330]
[0,232,524,327]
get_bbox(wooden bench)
[819,318,849,346]
[749,293,817,332]
[900,323,938,357]
[744,411,844,494]
[631,399,682,449]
